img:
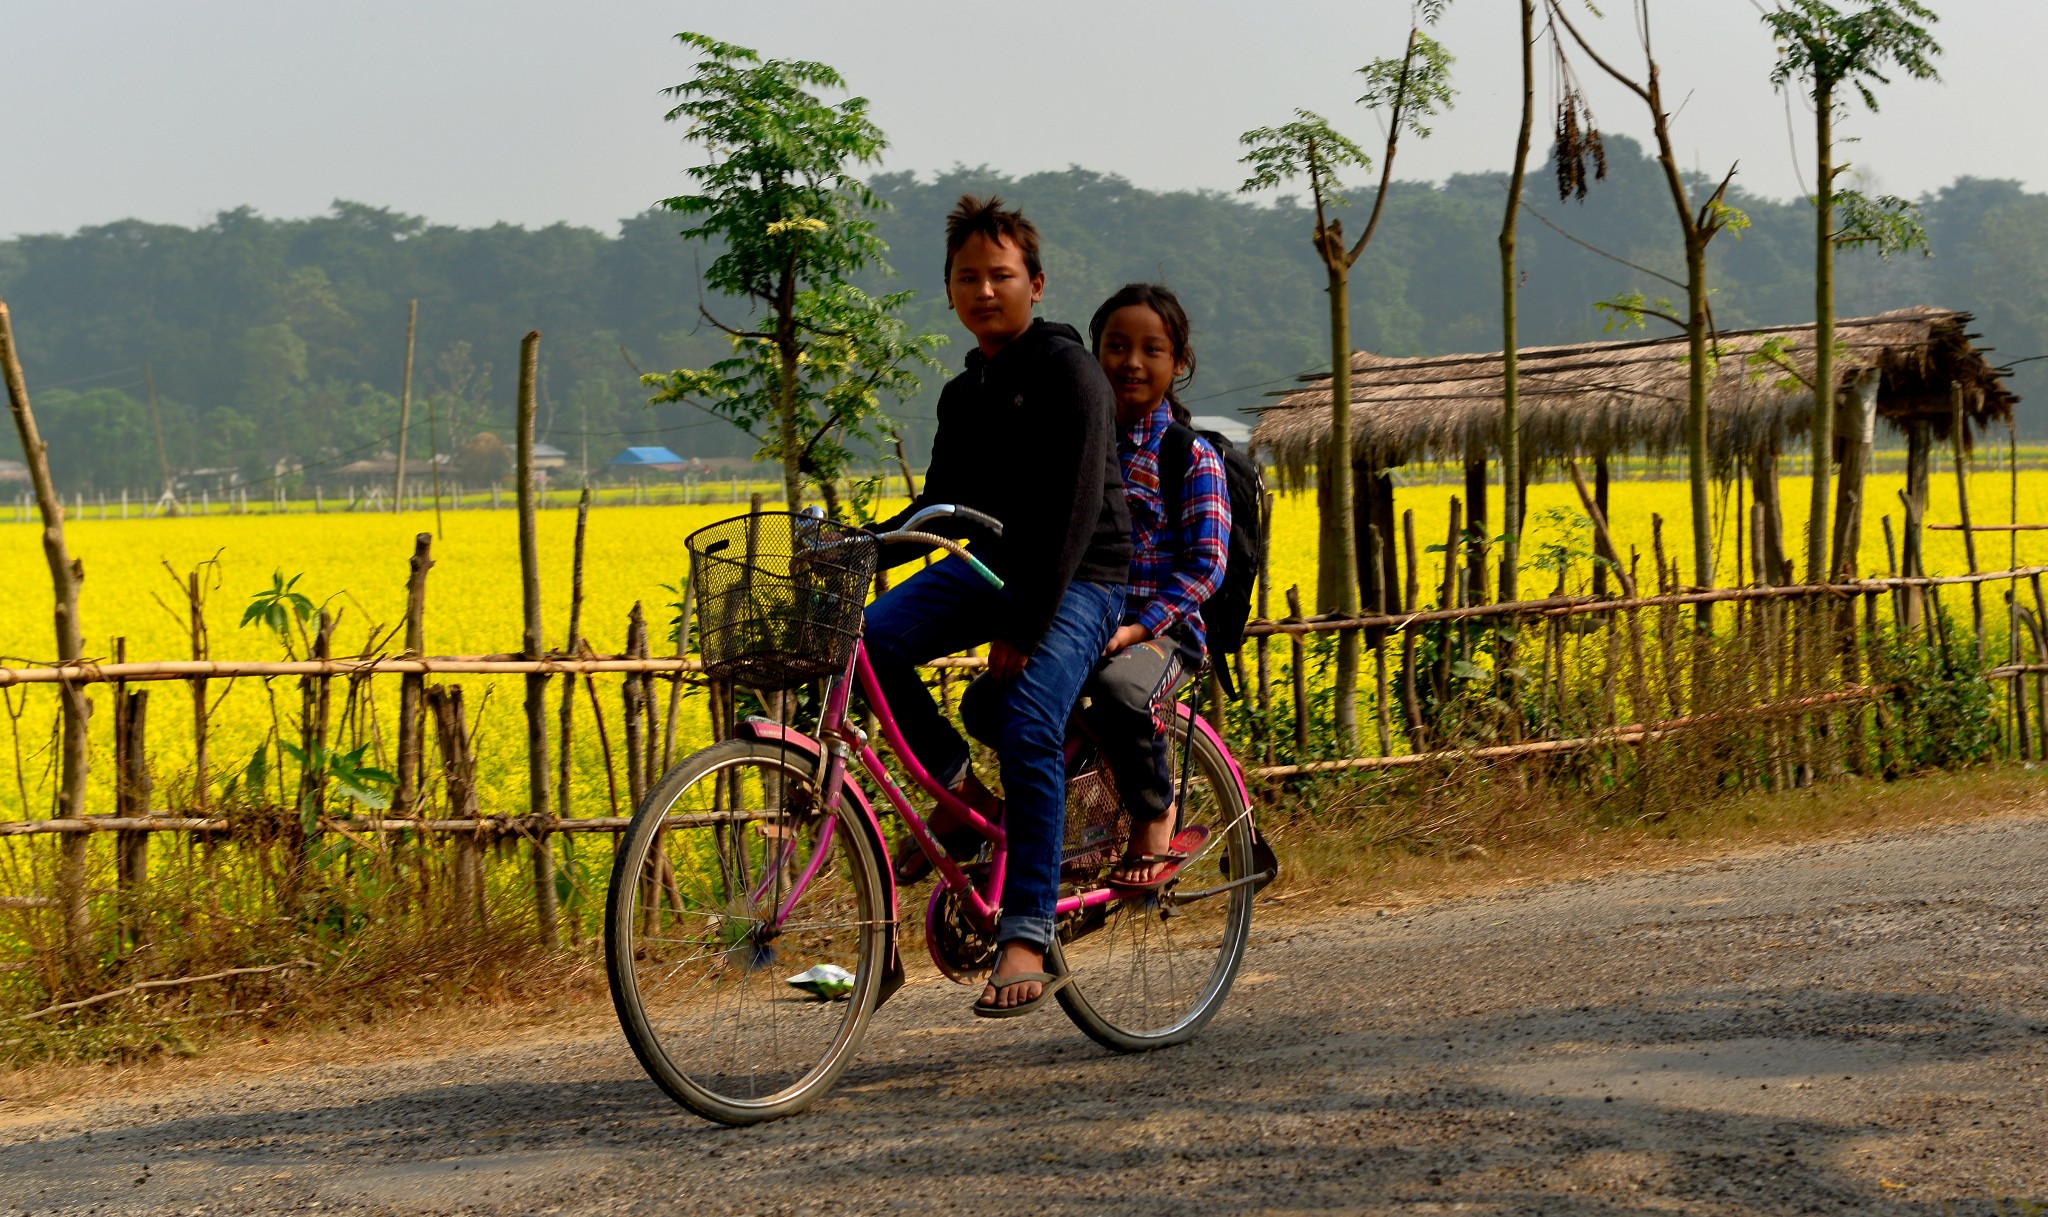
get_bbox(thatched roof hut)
[1253,307,2016,480]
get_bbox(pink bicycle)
[605,508,1267,1125]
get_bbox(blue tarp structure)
[607,446,686,472]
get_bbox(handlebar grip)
[959,554,1005,591]
[899,503,1004,539]
[947,505,1005,538]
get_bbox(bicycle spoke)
[608,740,883,1123]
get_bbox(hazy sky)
[2,1,2029,239]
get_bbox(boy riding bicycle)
[865,195,1130,1017]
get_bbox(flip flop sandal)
[1108,825,1212,891]
[971,970,1073,1020]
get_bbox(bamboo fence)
[4,305,2043,995]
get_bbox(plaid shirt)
[1119,399,1231,650]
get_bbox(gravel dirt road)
[5,813,2047,1215]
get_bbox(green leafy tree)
[1239,4,1453,747]
[642,33,943,512]
[1762,0,1941,581]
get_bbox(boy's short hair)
[943,194,1042,282]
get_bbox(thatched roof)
[1253,307,2016,479]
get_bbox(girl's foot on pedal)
[1110,809,1178,886]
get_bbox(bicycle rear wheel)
[605,738,887,1124]
[1053,709,1258,1051]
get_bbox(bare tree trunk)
[1498,0,1535,604]
[1324,262,1361,747]
[0,298,91,977]
[1684,237,1713,617]
[1806,80,1837,583]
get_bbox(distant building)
[532,443,568,471]
[1190,414,1252,447]
[607,445,687,474]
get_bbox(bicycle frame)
[736,635,1253,947]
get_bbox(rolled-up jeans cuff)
[995,914,1055,953]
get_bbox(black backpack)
[1159,421,1267,700]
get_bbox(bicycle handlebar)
[869,504,1005,591]
[899,502,1003,539]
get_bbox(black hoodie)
[877,319,1132,653]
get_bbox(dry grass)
[1258,761,2048,922]
[6,761,2045,1113]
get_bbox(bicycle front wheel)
[1054,709,1258,1052]
[605,737,887,1125]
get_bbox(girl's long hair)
[1088,283,1196,425]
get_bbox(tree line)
[0,153,2043,496]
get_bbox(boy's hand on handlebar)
[987,639,1028,680]
[1103,624,1152,657]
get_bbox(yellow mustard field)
[0,468,2040,819]
[1261,469,2048,609]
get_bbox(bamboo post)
[1284,586,1309,755]
[1400,508,1424,743]
[1903,419,1931,625]
[2031,574,2048,758]
[187,570,210,810]
[1950,383,1983,660]
[1881,515,1903,629]
[0,297,92,974]
[427,685,485,926]
[393,300,417,512]
[559,488,591,822]
[663,542,694,772]
[1568,460,1655,727]
[1434,497,1462,701]
[1367,523,1392,755]
[624,606,649,809]
[635,604,659,785]
[1592,454,1614,597]
[1898,487,1925,631]
[1829,368,1880,579]
[113,638,152,952]
[1256,491,1274,767]
[395,533,434,814]
[515,331,558,949]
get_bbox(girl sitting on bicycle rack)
[865,195,1131,1017]
[1081,284,1231,889]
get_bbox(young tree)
[643,34,942,513]
[1550,0,1744,611]
[1498,0,1537,604]
[1239,4,1454,745]
[1762,1,1941,581]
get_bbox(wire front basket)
[687,512,878,691]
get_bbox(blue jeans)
[864,558,1124,951]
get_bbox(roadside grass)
[4,761,2047,1111]
[1257,761,2048,919]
